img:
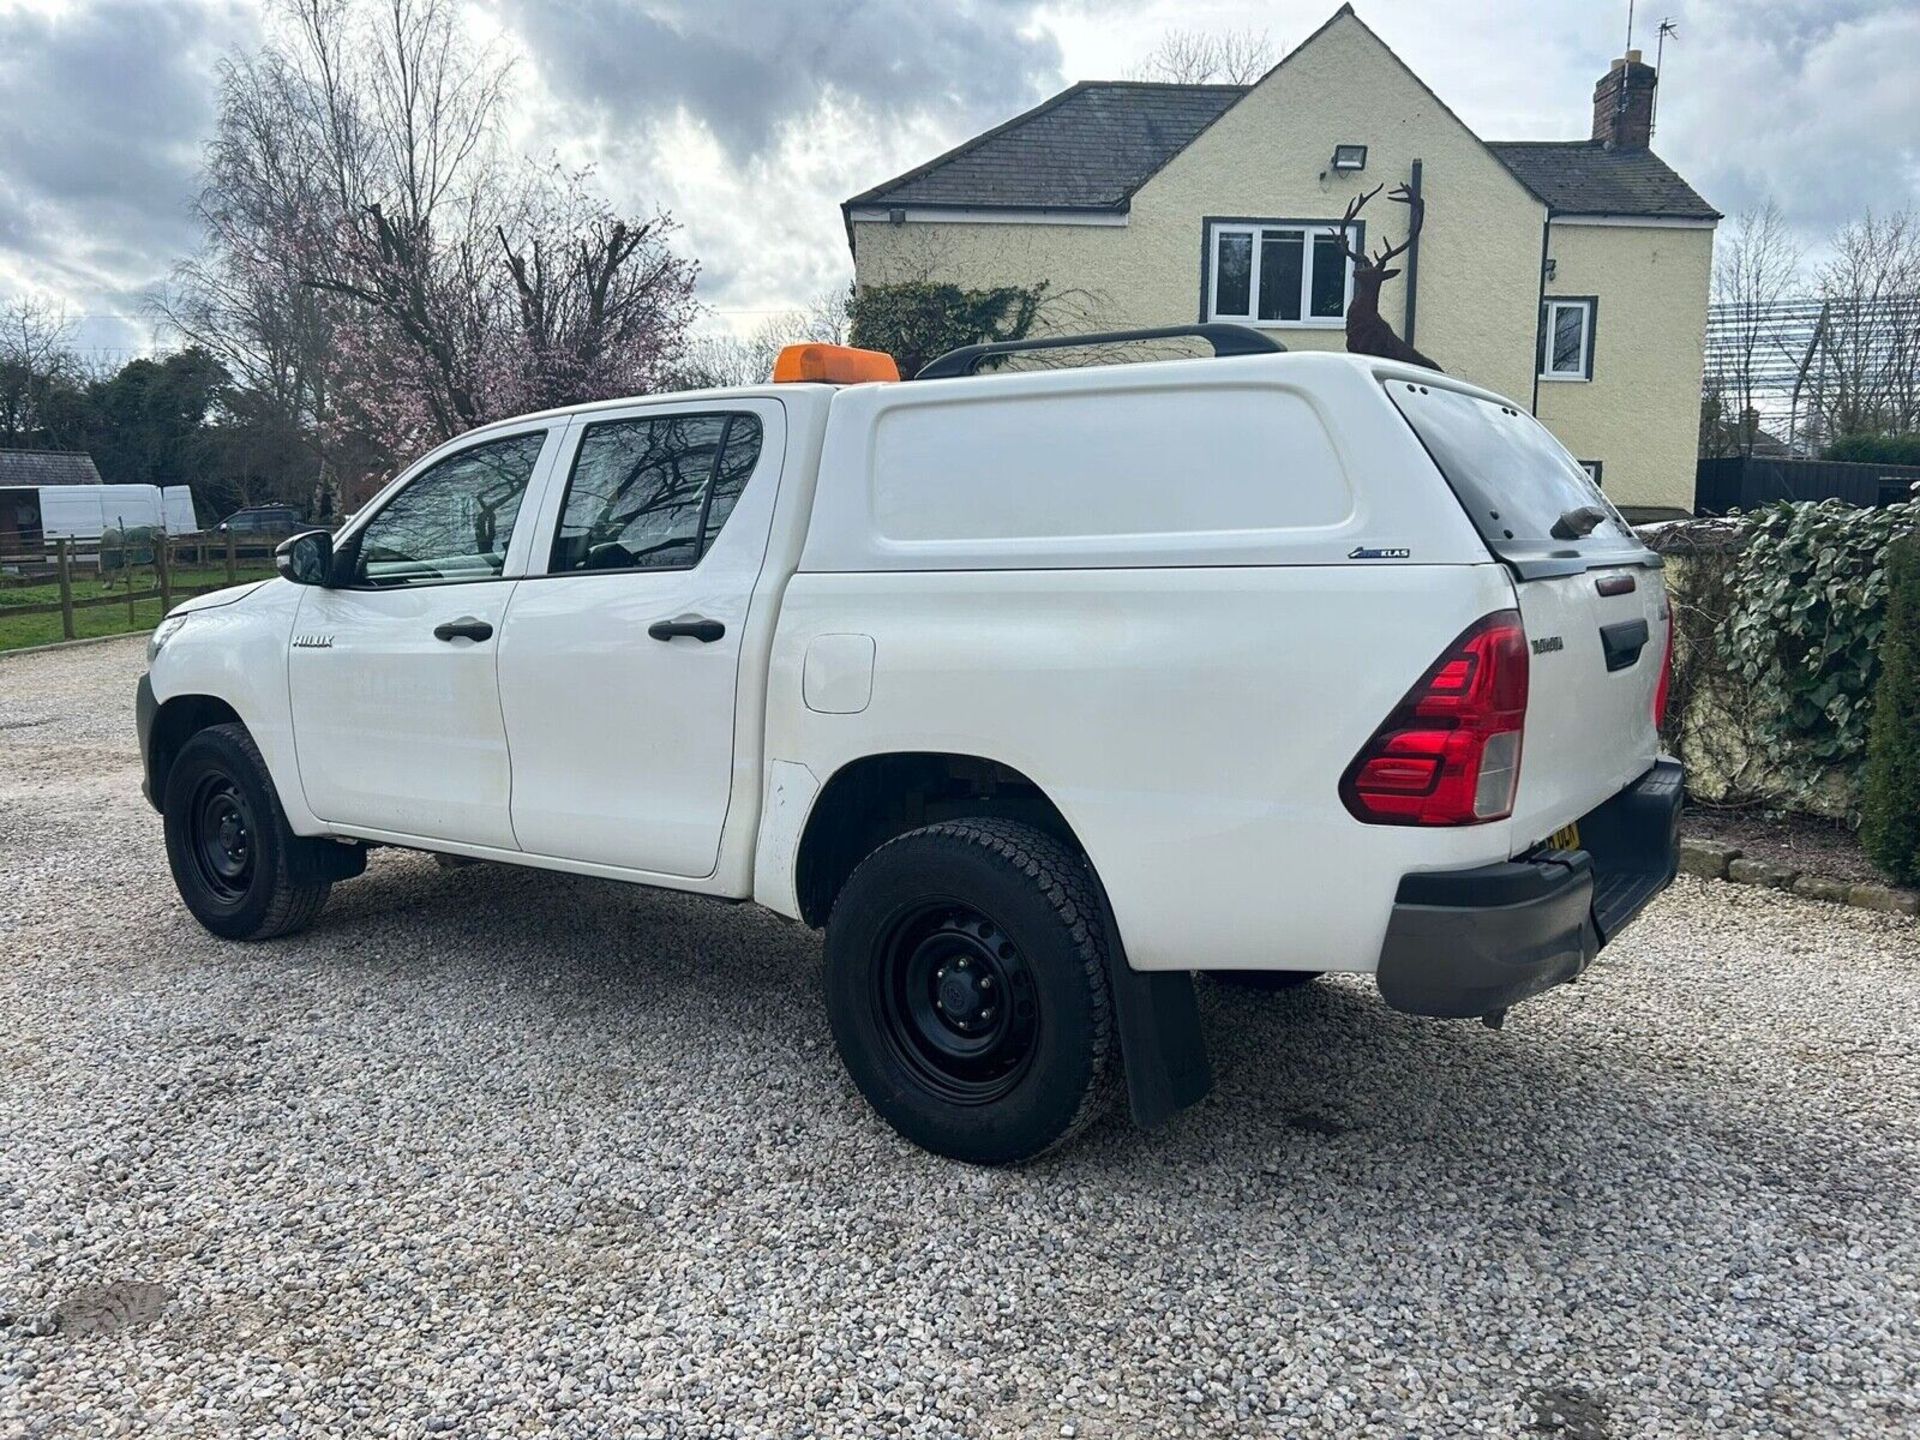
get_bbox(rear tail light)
[1340,611,1529,825]
[1652,606,1675,729]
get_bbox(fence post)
[56,538,75,641]
[225,526,236,584]
[157,533,173,614]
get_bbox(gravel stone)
[3,637,1919,1437]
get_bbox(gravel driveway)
[3,636,1918,1438]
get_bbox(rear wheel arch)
[792,751,1087,929]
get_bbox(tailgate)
[1382,376,1670,849]
[1508,566,1666,848]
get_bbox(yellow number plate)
[1550,822,1582,851]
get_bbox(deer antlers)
[1329,183,1425,271]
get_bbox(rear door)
[1387,381,1666,847]
[495,399,786,877]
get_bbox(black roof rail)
[915,323,1285,380]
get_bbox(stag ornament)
[1328,184,1442,372]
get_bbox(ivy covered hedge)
[1651,496,1919,820]
[1862,536,1920,885]
[847,281,1049,379]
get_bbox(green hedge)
[1823,432,1920,467]
[1862,535,1920,885]
[848,281,1048,379]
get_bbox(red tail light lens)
[1341,611,1530,825]
[1652,606,1675,729]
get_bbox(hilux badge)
[1348,545,1411,560]
[293,633,334,650]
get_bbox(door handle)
[1599,618,1649,672]
[648,615,726,643]
[433,616,494,643]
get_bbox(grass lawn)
[0,566,276,653]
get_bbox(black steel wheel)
[871,902,1041,1106]
[824,818,1113,1164]
[163,723,332,940]
[185,773,256,903]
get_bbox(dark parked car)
[214,505,304,536]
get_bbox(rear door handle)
[648,615,726,644]
[1599,618,1649,672]
[433,617,494,643]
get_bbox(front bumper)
[136,673,159,810]
[1375,758,1683,1019]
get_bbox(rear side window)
[550,413,763,573]
[1386,381,1646,575]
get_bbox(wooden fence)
[0,533,281,642]
[1695,456,1920,514]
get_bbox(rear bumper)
[1375,758,1683,1019]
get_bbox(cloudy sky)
[1,0,1915,363]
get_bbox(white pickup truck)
[138,328,1681,1163]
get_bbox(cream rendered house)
[844,5,1718,516]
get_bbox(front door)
[289,426,556,849]
[496,400,786,877]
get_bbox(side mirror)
[275,529,334,586]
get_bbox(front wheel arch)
[146,693,244,811]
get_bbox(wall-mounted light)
[888,207,907,226]
[1331,144,1368,172]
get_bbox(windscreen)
[1385,379,1650,576]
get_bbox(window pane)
[355,432,545,586]
[553,415,729,572]
[1552,303,1586,374]
[1310,233,1348,318]
[1388,382,1636,564]
[1258,231,1303,322]
[697,416,764,556]
[1215,231,1252,316]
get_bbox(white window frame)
[1204,220,1357,330]
[1539,297,1597,382]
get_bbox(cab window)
[550,413,764,573]
[351,431,547,587]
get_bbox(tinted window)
[1386,380,1646,571]
[353,431,546,586]
[550,413,764,573]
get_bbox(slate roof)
[846,82,1245,212]
[847,88,1717,223]
[0,450,103,487]
[1486,141,1719,220]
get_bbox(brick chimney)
[1592,48,1656,150]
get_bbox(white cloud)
[0,0,1913,357]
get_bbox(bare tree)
[165,0,698,498]
[670,289,853,391]
[1812,208,1920,442]
[0,297,84,449]
[1708,201,1803,455]
[1130,28,1273,86]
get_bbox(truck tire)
[162,723,332,941]
[824,818,1114,1164]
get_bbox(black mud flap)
[1091,877,1212,1127]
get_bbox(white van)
[137,328,1681,1162]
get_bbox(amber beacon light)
[771,344,901,384]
